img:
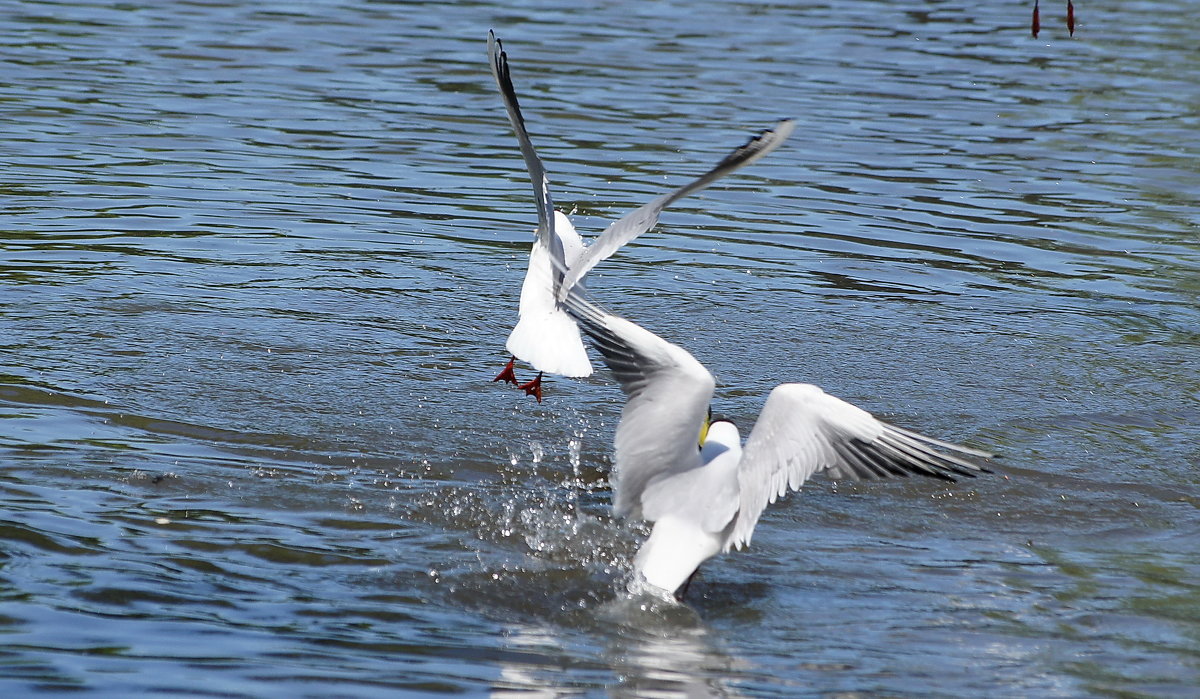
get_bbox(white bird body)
[487,31,795,383]
[562,292,993,598]
[506,211,592,377]
[633,516,727,596]
[633,422,743,593]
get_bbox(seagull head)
[700,413,740,462]
[700,409,739,448]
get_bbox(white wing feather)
[563,295,714,519]
[557,119,796,300]
[727,383,992,551]
[488,31,565,279]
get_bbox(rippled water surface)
[3,1,1198,695]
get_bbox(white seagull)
[487,30,795,401]
[562,292,994,598]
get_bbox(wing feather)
[728,383,993,551]
[557,119,796,299]
[487,31,566,282]
[562,292,715,519]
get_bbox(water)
[3,0,1198,695]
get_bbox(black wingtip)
[711,118,796,173]
[488,30,510,79]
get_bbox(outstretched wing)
[487,31,565,278]
[558,119,795,299]
[727,383,993,551]
[562,291,715,520]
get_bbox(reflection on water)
[494,602,741,698]
[3,0,1199,694]
[599,603,740,699]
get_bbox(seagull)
[561,291,995,599]
[487,30,795,401]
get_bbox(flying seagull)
[562,290,994,598]
[487,30,795,401]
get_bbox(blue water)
[3,0,1198,695]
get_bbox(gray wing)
[563,291,715,520]
[727,383,993,551]
[487,31,566,278]
[558,119,796,300]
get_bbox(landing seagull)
[562,290,994,598]
[487,30,795,401]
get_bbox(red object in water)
[518,372,544,403]
[1031,0,1041,38]
[493,356,519,385]
[1067,0,1075,36]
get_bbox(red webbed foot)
[493,356,519,385]
[518,372,544,403]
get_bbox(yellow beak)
[698,407,712,448]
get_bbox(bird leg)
[675,567,701,603]
[517,372,544,403]
[493,356,519,385]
